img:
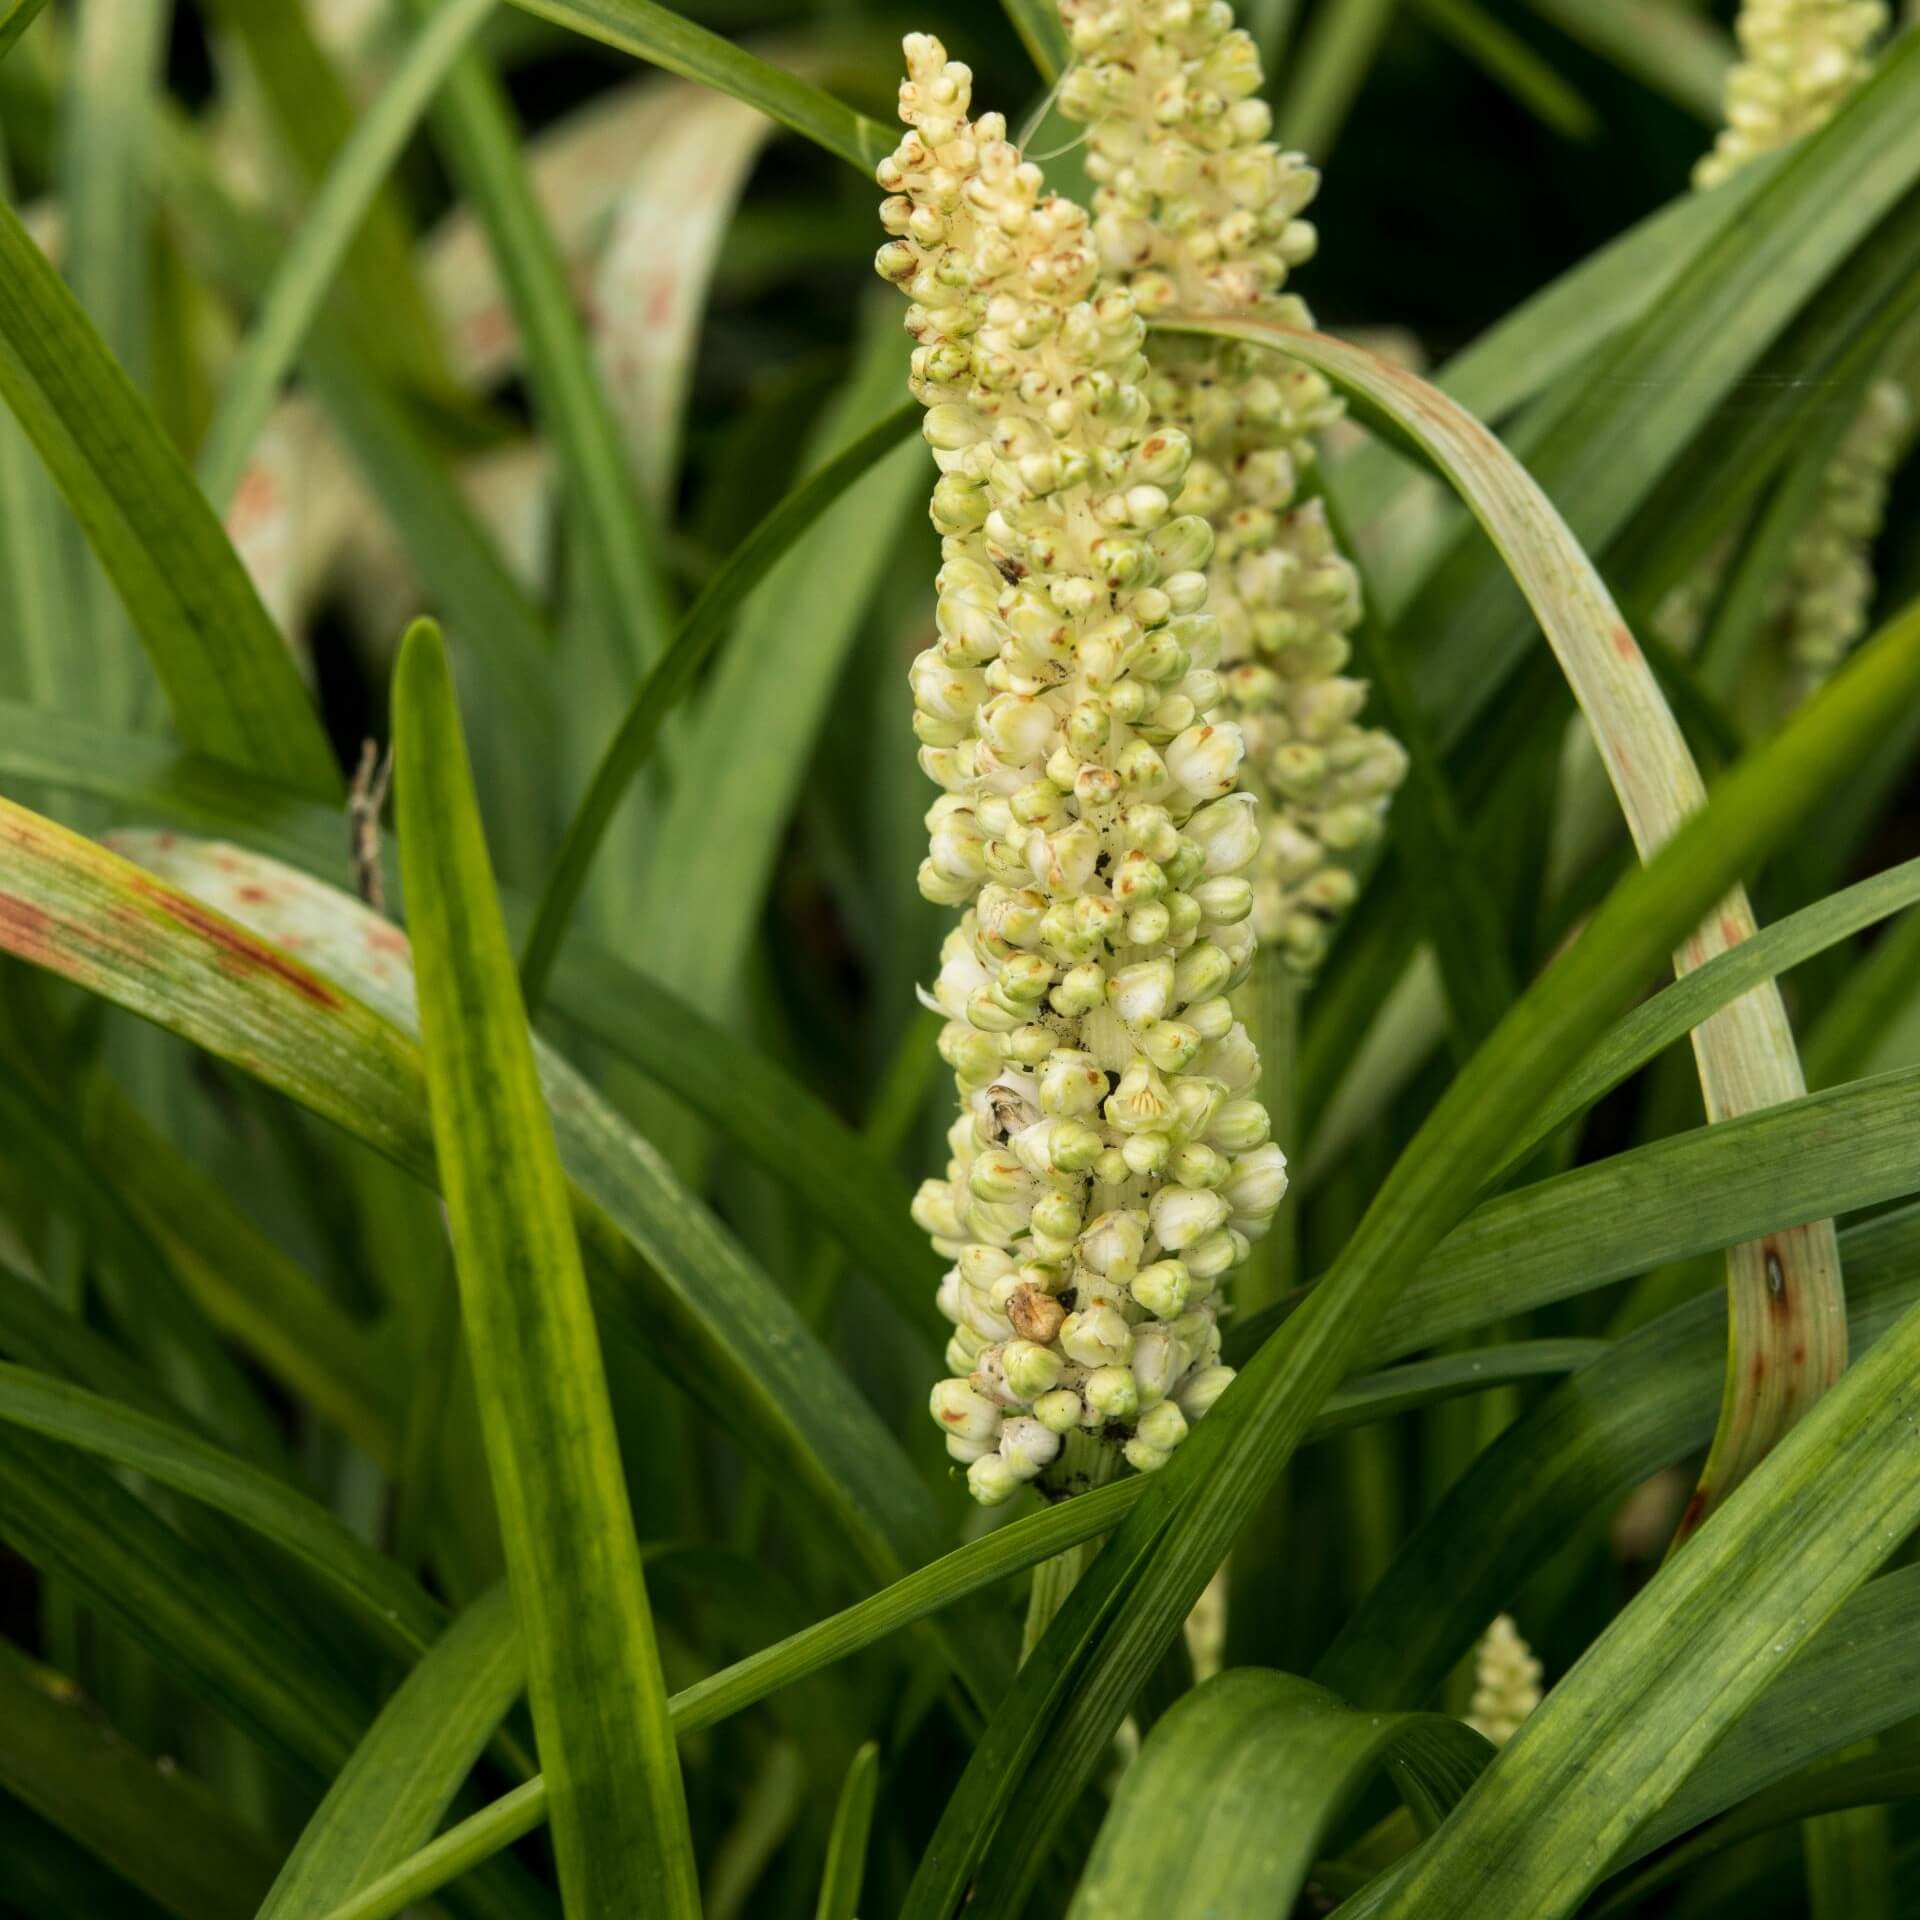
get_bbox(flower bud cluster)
[1781,374,1911,680]
[1055,0,1406,972]
[1666,0,1906,699]
[877,33,1287,1503]
[1695,0,1887,190]
[1464,1614,1543,1747]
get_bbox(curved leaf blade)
[0,201,338,794]
[393,619,699,1917]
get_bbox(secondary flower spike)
[1056,0,1407,974]
[876,33,1284,1504]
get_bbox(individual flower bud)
[912,1179,964,1241]
[1170,1075,1226,1144]
[1131,1324,1182,1405]
[1183,1227,1241,1281]
[1224,1141,1290,1225]
[1079,1208,1148,1278]
[1029,1188,1085,1250]
[1109,958,1175,1025]
[1012,1115,1105,1177]
[1122,1130,1171,1177]
[946,1431,994,1464]
[1132,1259,1192,1320]
[1140,1020,1203,1072]
[1184,794,1260,875]
[1166,722,1246,798]
[1006,1022,1056,1066]
[1039,1049,1107,1116]
[1061,1303,1135,1368]
[930,1377,1003,1445]
[1175,1364,1236,1422]
[1052,963,1109,1017]
[1124,1436,1170,1473]
[1034,1388,1083,1433]
[1191,876,1254,923]
[1150,1184,1232,1251]
[1085,1365,1140,1420]
[1136,1398,1189,1452]
[1173,940,1234,1006]
[1170,1143,1230,1190]
[968,1453,1023,1504]
[1204,1022,1262,1091]
[1208,1098,1271,1152]
[1000,1415,1063,1479]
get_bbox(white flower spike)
[1054,0,1407,974]
[878,32,1287,1502]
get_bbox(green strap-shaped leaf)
[517,398,920,1009]
[0,0,47,61]
[0,1639,281,1920]
[0,199,338,794]
[1349,1296,1920,1918]
[1001,0,1072,78]
[257,1583,538,1920]
[1312,1205,1920,1714]
[394,620,699,1917]
[305,1341,1590,1920]
[1232,1063,1920,1369]
[0,1362,444,1657]
[815,1742,880,1920]
[1522,0,1730,119]
[502,0,892,173]
[195,0,497,509]
[896,548,1920,1919]
[1166,314,1846,1528]
[1067,1670,1491,1920]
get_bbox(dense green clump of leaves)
[0,2,1918,1918]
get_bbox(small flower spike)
[1465,1614,1544,1747]
[1695,0,1887,190]
[877,33,1284,1502]
[1055,0,1407,974]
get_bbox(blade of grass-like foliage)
[1597,1748,1920,1920]
[310,1338,1589,1920]
[0,1639,281,1920]
[1411,0,1597,141]
[0,0,46,60]
[1,1794,175,1920]
[1003,0,1071,78]
[107,829,942,1336]
[0,1430,370,1781]
[1399,33,1920,730]
[517,397,920,1009]
[393,618,698,1916]
[895,526,1920,1920]
[501,0,891,171]
[1805,899,1920,1088]
[144,105,562,728]
[1312,1203,1920,1713]
[0,200,339,793]
[1067,1671,1491,1919]
[1231,1064,1920,1369]
[0,1362,444,1655]
[0,1072,288,1469]
[400,0,672,684]
[1168,314,1845,1530]
[1346,1300,1920,1919]
[57,0,165,729]
[1523,0,1730,119]
[1278,0,1400,158]
[0,798,953,1585]
[89,1089,396,1467]
[1506,857,1920,1170]
[0,708,936,1321]
[587,80,772,507]
[0,135,73,710]
[194,0,453,400]
[625,324,923,1024]
[815,1742,880,1920]
[257,1584,532,1920]
[195,0,496,510]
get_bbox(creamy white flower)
[929,1378,1002,1446]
